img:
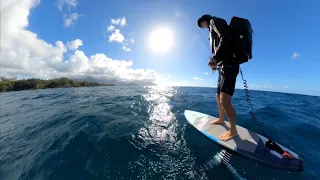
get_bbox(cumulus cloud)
[63,13,80,28]
[109,29,125,43]
[248,84,291,93]
[122,46,131,52]
[193,77,204,81]
[249,84,274,90]
[121,38,135,52]
[0,0,159,84]
[57,0,78,11]
[67,39,83,51]
[291,52,301,59]
[57,0,81,28]
[110,17,126,27]
[106,17,134,52]
[107,25,115,32]
[122,38,134,46]
[66,50,90,73]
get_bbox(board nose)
[184,110,198,124]
[184,110,194,117]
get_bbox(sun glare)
[149,27,173,53]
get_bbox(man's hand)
[208,58,217,70]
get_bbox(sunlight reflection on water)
[129,86,210,179]
[139,86,178,147]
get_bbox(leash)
[239,66,293,158]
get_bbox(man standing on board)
[197,14,239,141]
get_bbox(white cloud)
[58,0,78,11]
[64,13,80,28]
[57,0,81,28]
[107,25,115,32]
[291,52,301,59]
[1,0,38,49]
[111,17,126,26]
[193,77,204,81]
[0,0,160,85]
[167,75,172,78]
[109,29,124,43]
[106,17,134,51]
[246,84,292,93]
[122,46,131,52]
[204,72,208,75]
[67,50,90,73]
[120,38,134,51]
[248,84,274,90]
[121,39,135,51]
[67,39,83,51]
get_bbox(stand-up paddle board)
[184,110,304,171]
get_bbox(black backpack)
[229,16,253,64]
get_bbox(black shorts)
[217,64,239,96]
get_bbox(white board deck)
[184,110,304,171]
[184,110,260,152]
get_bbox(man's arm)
[210,17,232,63]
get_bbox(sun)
[149,27,173,53]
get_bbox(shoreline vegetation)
[0,77,114,92]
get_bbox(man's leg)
[211,93,225,124]
[216,65,239,141]
[211,68,225,124]
[218,92,238,141]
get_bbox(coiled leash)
[239,66,293,159]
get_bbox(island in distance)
[0,76,156,92]
[0,77,114,92]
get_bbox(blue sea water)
[0,86,319,180]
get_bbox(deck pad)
[194,115,260,153]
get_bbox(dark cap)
[197,14,212,27]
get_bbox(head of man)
[197,14,212,29]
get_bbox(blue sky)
[1,0,319,96]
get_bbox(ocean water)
[0,86,319,180]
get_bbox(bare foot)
[218,130,238,141]
[210,118,225,124]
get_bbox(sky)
[1,0,319,96]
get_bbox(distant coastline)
[0,77,114,92]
